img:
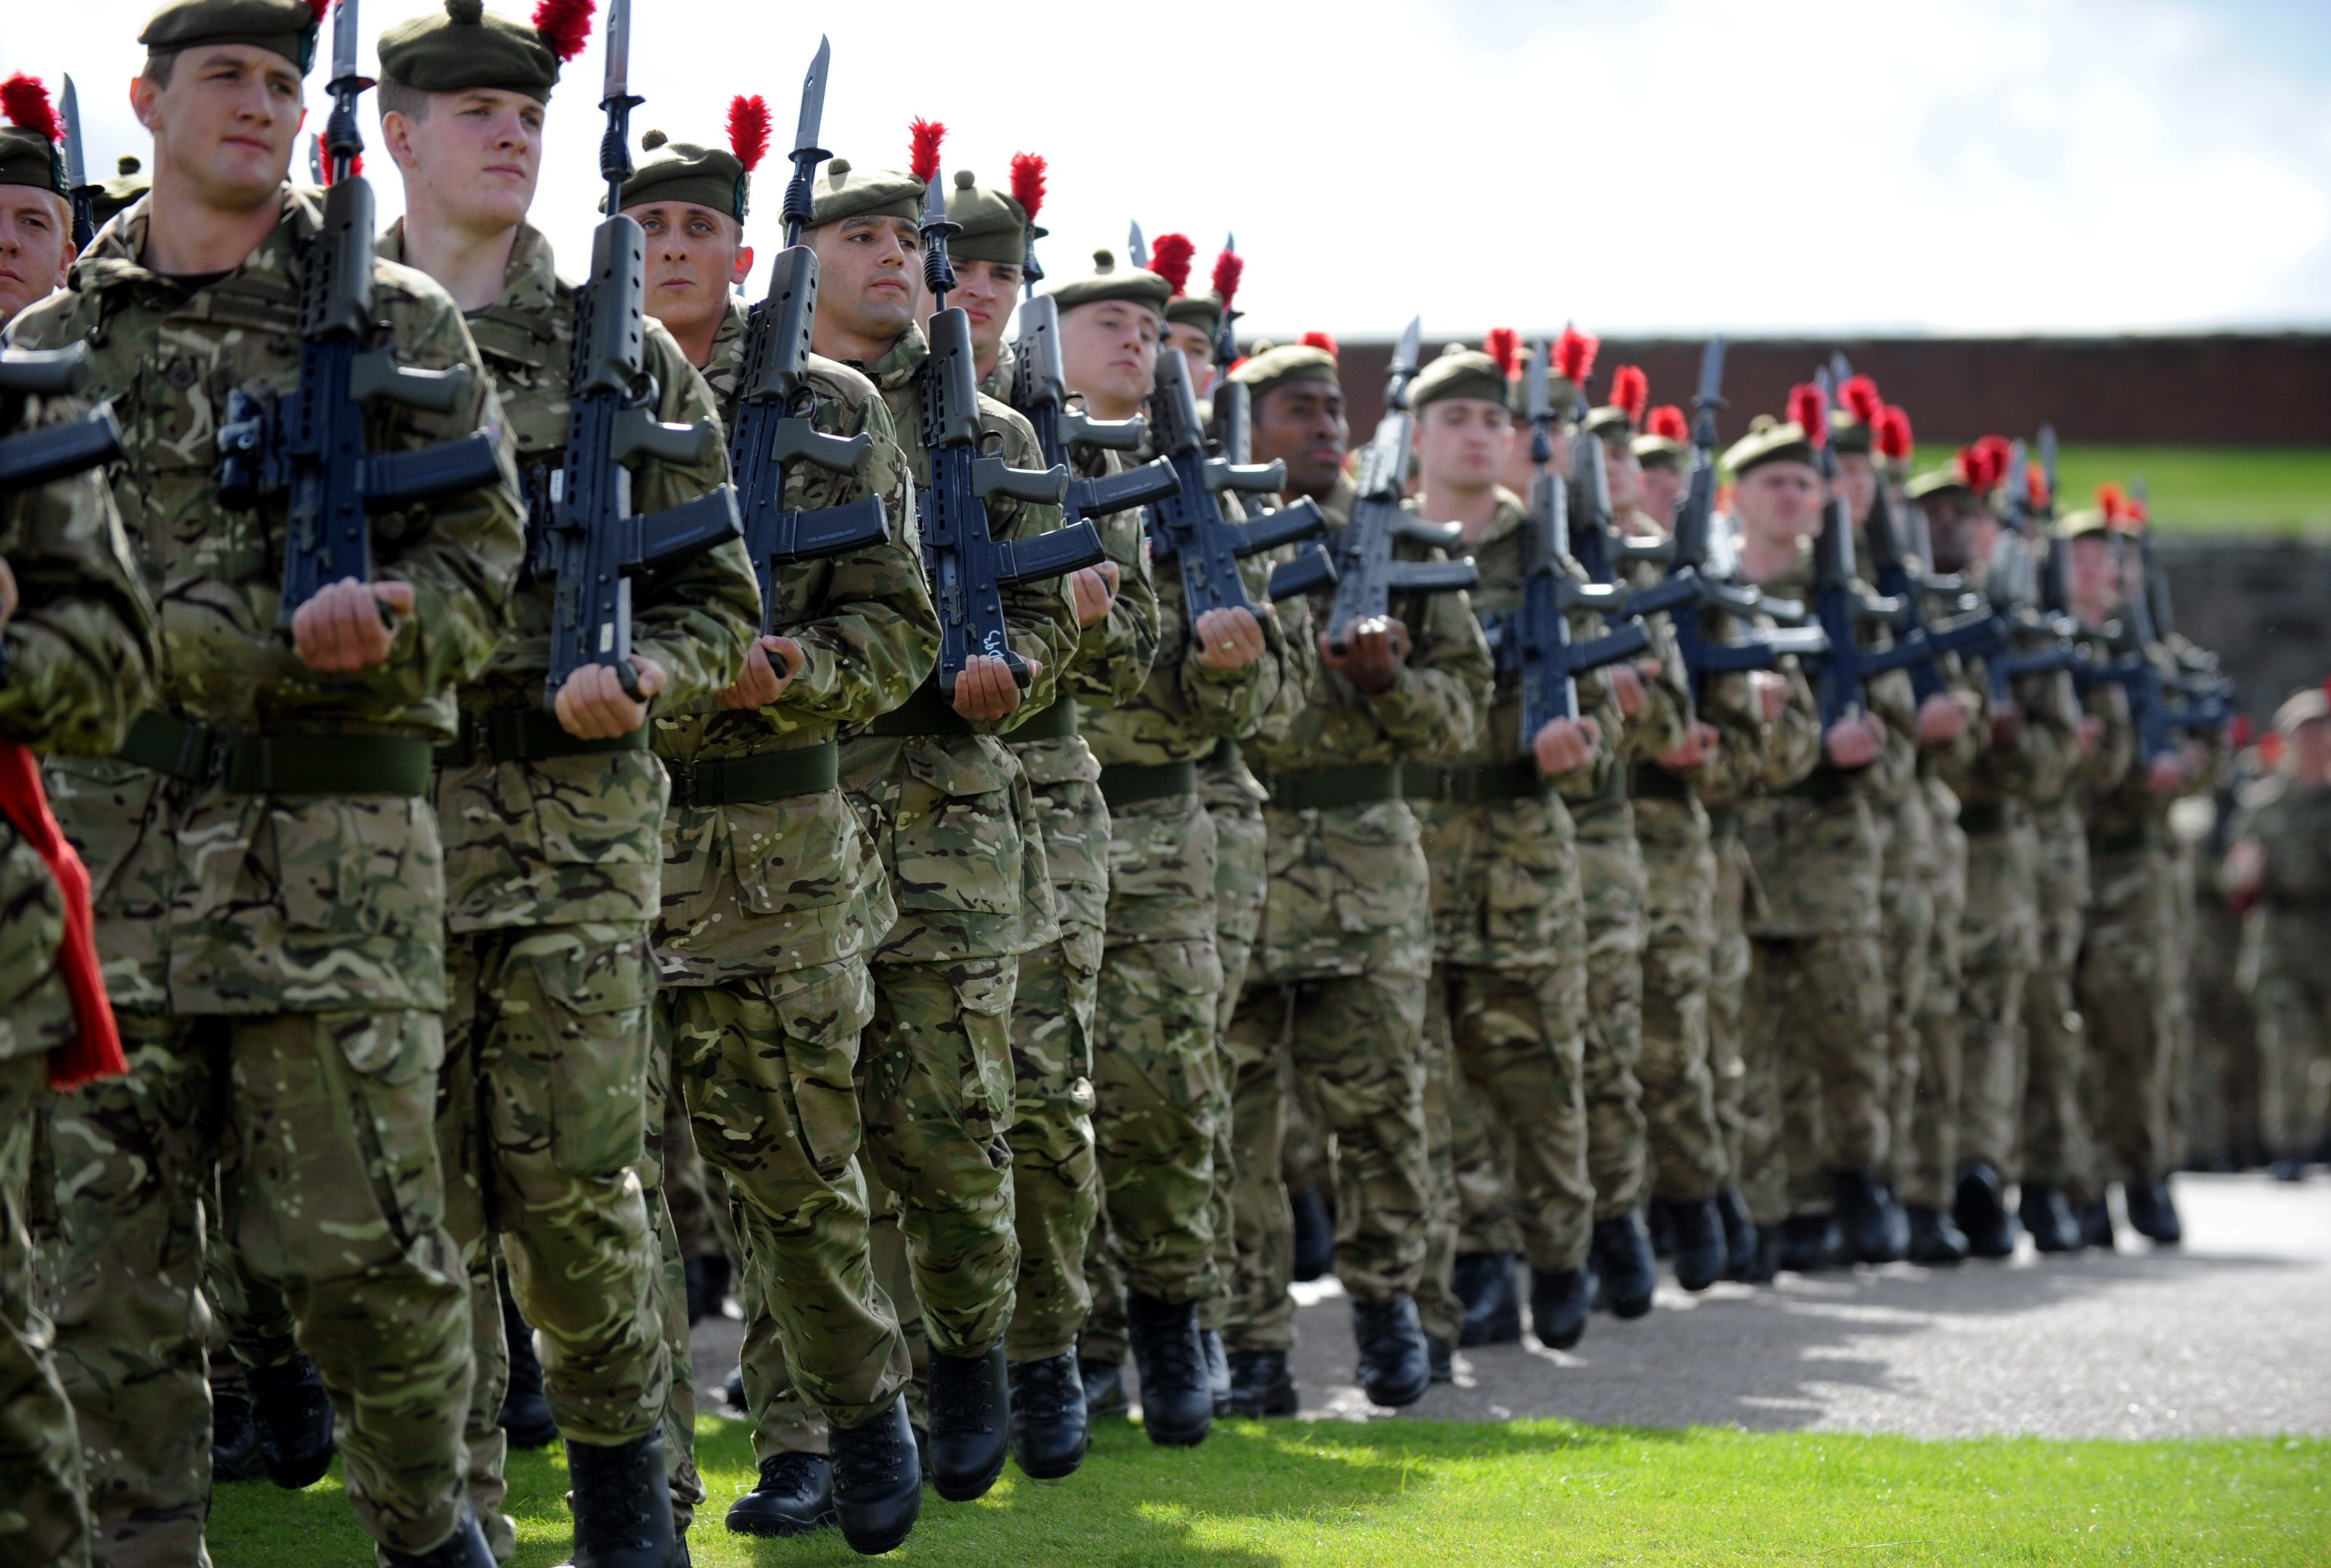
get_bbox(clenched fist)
[556,656,666,739]
[293,577,415,673]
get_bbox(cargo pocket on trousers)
[954,965,1018,1148]
[780,965,875,1172]
[526,936,654,1177]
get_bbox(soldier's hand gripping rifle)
[914,146,1099,696]
[538,0,743,706]
[0,346,121,493]
[215,0,504,633]
[1660,336,1826,698]
[1320,317,1478,648]
[1487,338,1652,743]
[727,42,889,637]
[1865,447,2006,705]
[1010,295,1179,527]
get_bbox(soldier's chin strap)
[0,737,125,1089]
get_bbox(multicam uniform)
[2229,766,2331,1165]
[20,191,526,1560]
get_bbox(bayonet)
[1127,221,1147,270]
[59,75,94,248]
[780,36,830,247]
[2038,424,2059,519]
[600,0,631,105]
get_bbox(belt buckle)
[177,721,232,786]
[671,758,699,810]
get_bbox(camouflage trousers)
[1223,971,1430,1355]
[2248,954,2331,1159]
[1426,960,1592,1298]
[1876,833,1936,1208]
[438,924,668,1554]
[1956,821,2041,1180]
[1007,921,1102,1363]
[1709,822,1753,1193]
[44,1008,471,1561]
[658,1051,735,1271]
[2187,895,2258,1167]
[2020,803,2094,1193]
[1575,813,1649,1220]
[1636,796,1727,1204]
[1903,816,1968,1211]
[2076,846,2179,1186]
[662,961,906,1471]
[2,1054,89,1568]
[1750,930,1890,1223]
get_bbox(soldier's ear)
[731,244,754,287]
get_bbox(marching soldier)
[0,78,76,328]
[17,1,531,1561]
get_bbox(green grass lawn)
[206,1414,2330,1567]
[1962,445,2331,536]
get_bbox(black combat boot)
[562,1426,674,1568]
[1831,1167,1905,1265]
[684,1254,732,1326]
[1528,1266,1589,1351]
[247,1355,337,1490]
[1746,1227,1781,1283]
[724,1452,833,1537]
[1953,1161,2019,1259]
[1008,1353,1089,1480]
[1201,1328,1231,1417]
[1646,1201,1675,1259]
[1078,1356,1129,1420]
[1224,1348,1298,1416]
[1126,1290,1211,1446]
[213,1387,265,1482]
[1776,1214,1836,1274]
[1453,1251,1522,1345]
[383,1507,496,1567]
[1289,1183,1336,1283]
[1425,1334,1455,1384]
[1591,1214,1657,1318]
[926,1342,1011,1500]
[2078,1195,2117,1251]
[1904,1205,1969,1265]
[2019,1183,2082,1253]
[2271,1153,2308,1183]
[1715,1186,1759,1281]
[499,1293,559,1450]
[1350,1296,1431,1408]
[1656,1198,1726,1293]
[830,1397,922,1556]
[722,1365,749,1416]
[2123,1178,2182,1244]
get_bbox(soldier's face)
[807,215,920,345]
[1602,434,1641,514]
[1254,380,1348,500]
[134,44,306,212]
[1059,299,1161,420]
[383,89,544,235]
[0,188,74,326]
[1638,463,1684,529]
[1732,460,1822,547]
[1164,320,1216,396]
[1832,450,1877,528]
[2292,717,2331,777]
[628,199,748,348]
[1413,398,1513,493]
[950,258,1023,360]
[2067,534,2115,612]
[1924,494,1975,572]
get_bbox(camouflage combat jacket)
[16,190,526,1014]
[1937,560,2081,823]
[2229,770,2331,979]
[2078,635,2218,857]
[838,324,1082,965]
[380,221,760,935]
[652,298,936,982]
[1250,472,1494,981]
[0,388,159,1062]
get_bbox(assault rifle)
[1863,457,2004,704]
[727,38,889,637]
[1144,346,1323,620]
[1980,433,2084,701]
[915,153,1098,694]
[2091,483,2232,760]
[536,0,743,703]
[1321,317,1478,646]
[1567,364,1698,626]
[1010,294,1178,529]
[216,0,504,632]
[0,346,121,492]
[1804,371,1943,732]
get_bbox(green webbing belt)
[1401,759,1545,804]
[1630,764,1697,802]
[1098,759,1201,809]
[1262,763,1405,811]
[120,711,433,796]
[1008,700,1079,743]
[1781,767,1856,804]
[433,708,651,767]
[864,680,974,737]
[1955,800,2014,836]
[668,743,839,809]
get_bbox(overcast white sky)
[18,0,2331,338]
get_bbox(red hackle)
[1298,330,1339,357]
[1482,327,1522,377]
[1149,232,1195,293]
[1875,404,1914,462]
[1210,248,1243,310]
[322,149,364,186]
[303,0,330,19]
[1788,382,1827,449]
[2096,481,2131,521]
[1972,434,2014,491]
[726,95,771,173]
[907,118,945,184]
[0,74,63,144]
[1008,152,1046,221]
[2028,462,2052,511]
[1840,373,1883,425]
[1647,405,1689,442]
[1610,364,1648,422]
[1554,324,1597,385]
[530,0,595,62]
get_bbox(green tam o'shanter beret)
[1632,406,1691,470]
[1905,465,1970,503]
[1580,364,1649,440]
[0,75,67,196]
[377,0,592,104]
[1147,234,1238,343]
[945,169,1037,266]
[141,0,325,70]
[1229,335,1339,400]
[1723,414,1816,476]
[1037,248,1172,316]
[615,96,772,222]
[1409,344,1510,414]
[92,156,150,225]
[809,157,925,229]
[2051,505,2107,540]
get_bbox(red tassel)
[1646,405,1688,442]
[1210,248,1243,311]
[0,740,125,1091]
[1008,152,1045,221]
[303,0,330,19]
[1874,404,1913,462]
[0,73,64,144]
[726,95,771,173]
[1788,382,1826,449]
[529,0,595,63]
[1298,330,1338,357]
[2028,462,2052,512]
[1554,324,1597,385]
[1481,328,1520,377]
[907,118,945,185]
[1610,364,1648,422]
[1149,232,1194,294]
[1972,434,2013,492]
[1839,373,1882,425]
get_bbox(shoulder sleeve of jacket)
[1069,449,1161,706]
[981,397,1079,730]
[1362,575,1492,761]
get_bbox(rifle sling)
[434,709,652,767]
[1261,762,1405,812]
[1098,759,1201,809]
[669,743,839,809]
[120,711,432,796]
[1400,759,1546,804]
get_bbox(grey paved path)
[690,1172,2331,1442]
